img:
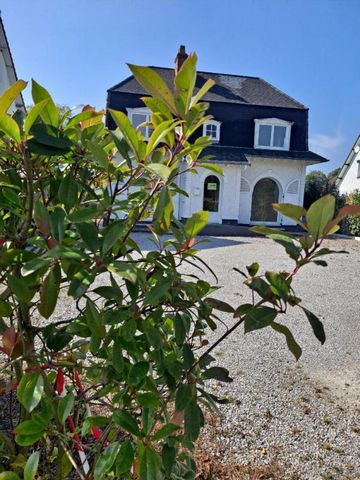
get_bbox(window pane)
[203,175,220,212]
[258,125,271,146]
[206,124,217,138]
[132,113,147,137]
[273,126,286,147]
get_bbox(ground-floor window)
[251,177,279,222]
[203,175,220,212]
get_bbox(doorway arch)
[251,177,280,222]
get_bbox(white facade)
[176,158,306,226]
[337,135,360,195]
[0,16,24,113]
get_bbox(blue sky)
[2,0,359,172]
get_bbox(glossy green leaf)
[58,175,78,211]
[24,99,49,134]
[0,473,20,480]
[0,79,27,113]
[0,112,21,142]
[146,163,172,180]
[38,263,61,319]
[24,451,40,480]
[108,109,142,161]
[272,203,306,228]
[15,419,45,435]
[0,299,12,317]
[153,186,173,234]
[116,440,134,475]
[50,207,66,243]
[162,444,176,476]
[31,79,59,126]
[67,205,99,223]
[306,194,335,240]
[301,307,326,344]
[102,219,127,254]
[175,384,193,411]
[184,210,208,238]
[58,392,74,424]
[107,261,137,284]
[190,78,216,107]
[76,222,99,253]
[128,361,149,386]
[265,271,290,301]
[271,322,302,360]
[184,400,202,441]
[112,337,124,373]
[113,409,140,436]
[7,275,34,303]
[17,373,44,412]
[152,423,180,440]
[85,299,105,338]
[128,64,176,113]
[197,162,223,176]
[244,306,277,333]
[145,119,178,156]
[139,445,162,480]
[94,442,121,480]
[204,297,234,313]
[34,200,51,236]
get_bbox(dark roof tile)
[108,67,306,110]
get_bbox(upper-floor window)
[127,108,153,139]
[254,118,293,150]
[203,120,221,143]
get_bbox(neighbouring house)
[336,134,360,195]
[0,13,25,112]
[106,46,327,226]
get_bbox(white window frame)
[254,118,293,150]
[127,107,152,139]
[203,120,221,143]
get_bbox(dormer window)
[254,118,293,150]
[203,120,221,143]
[127,108,152,139]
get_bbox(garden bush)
[344,189,360,236]
[0,54,359,479]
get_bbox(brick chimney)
[174,45,188,73]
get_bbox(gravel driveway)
[136,233,360,480]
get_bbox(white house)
[106,46,327,226]
[0,13,25,112]
[336,135,360,195]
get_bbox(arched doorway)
[251,178,280,223]
[203,175,220,223]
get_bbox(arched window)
[203,175,220,212]
[251,178,279,222]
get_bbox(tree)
[304,170,328,208]
[0,58,359,480]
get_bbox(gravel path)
[136,233,360,480]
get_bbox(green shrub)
[345,189,360,236]
[0,55,359,479]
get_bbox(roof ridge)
[148,65,261,80]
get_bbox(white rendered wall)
[338,150,360,195]
[178,158,307,226]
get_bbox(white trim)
[127,107,152,139]
[254,118,293,150]
[203,120,221,143]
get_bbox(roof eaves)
[336,133,360,184]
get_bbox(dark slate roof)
[108,67,306,110]
[200,145,328,164]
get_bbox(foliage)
[0,56,359,480]
[344,189,360,236]
[304,170,329,208]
